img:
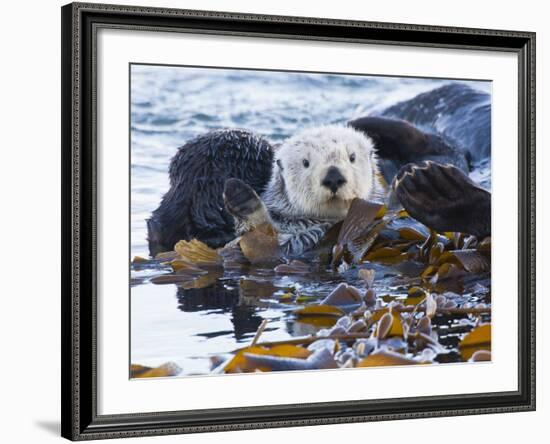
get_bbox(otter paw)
[223,178,270,230]
[223,178,263,217]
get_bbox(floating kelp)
[470,350,491,362]
[398,227,427,241]
[178,271,222,290]
[437,249,490,273]
[433,263,465,282]
[154,250,179,261]
[376,311,404,339]
[340,219,389,266]
[210,224,490,374]
[239,223,281,264]
[357,351,420,367]
[293,316,339,329]
[174,239,221,266]
[294,304,345,317]
[274,260,310,274]
[459,324,491,360]
[130,362,182,378]
[320,283,363,307]
[332,199,384,266]
[477,237,491,252]
[238,348,338,372]
[169,260,206,274]
[132,256,149,264]
[223,344,312,373]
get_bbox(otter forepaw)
[223,178,270,231]
[224,178,263,217]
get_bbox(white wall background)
[0,0,545,442]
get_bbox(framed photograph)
[61,2,536,440]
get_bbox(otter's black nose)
[322,166,347,193]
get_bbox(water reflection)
[175,281,265,341]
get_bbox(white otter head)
[269,125,378,221]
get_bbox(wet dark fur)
[147,129,273,256]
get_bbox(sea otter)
[223,125,382,256]
[147,83,491,257]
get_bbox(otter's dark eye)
[302,159,310,168]
[349,153,356,163]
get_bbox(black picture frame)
[61,2,536,440]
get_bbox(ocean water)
[130,65,491,376]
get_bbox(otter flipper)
[392,161,491,238]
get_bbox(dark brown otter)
[146,129,274,256]
[348,116,470,183]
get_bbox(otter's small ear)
[276,159,284,170]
